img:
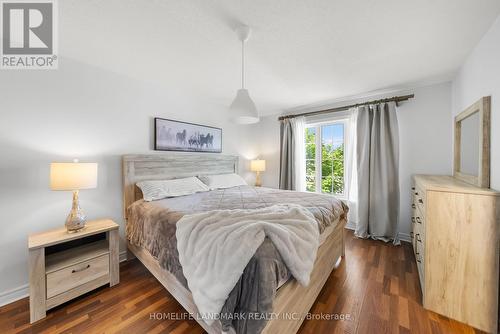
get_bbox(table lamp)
[50,161,98,232]
[250,159,266,187]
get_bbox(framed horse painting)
[154,118,222,153]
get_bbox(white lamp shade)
[230,89,260,124]
[250,159,266,172]
[50,162,98,190]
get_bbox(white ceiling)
[61,0,500,116]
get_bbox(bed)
[122,153,348,334]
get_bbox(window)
[305,120,347,197]
[305,127,316,192]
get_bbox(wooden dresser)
[411,175,500,333]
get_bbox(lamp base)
[65,190,87,233]
[255,171,262,187]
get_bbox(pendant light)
[229,25,259,124]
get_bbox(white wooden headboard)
[122,153,239,219]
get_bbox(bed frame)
[123,153,346,334]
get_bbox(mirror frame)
[454,96,491,188]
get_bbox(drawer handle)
[414,250,422,262]
[72,264,90,273]
[416,217,422,224]
[418,199,423,204]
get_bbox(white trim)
[119,250,127,263]
[344,222,411,244]
[306,119,348,197]
[345,220,357,230]
[306,112,350,125]
[0,250,128,307]
[0,284,29,307]
[398,233,411,243]
[315,125,322,192]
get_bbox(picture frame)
[154,118,222,153]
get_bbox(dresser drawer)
[413,207,425,293]
[411,214,417,250]
[415,239,424,292]
[46,254,110,298]
[414,186,426,214]
[414,209,425,229]
[415,231,424,259]
[411,185,419,251]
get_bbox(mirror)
[459,112,480,175]
[454,96,490,188]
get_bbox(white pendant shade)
[229,26,259,124]
[230,89,259,124]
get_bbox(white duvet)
[176,204,320,325]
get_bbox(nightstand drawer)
[46,254,109,298]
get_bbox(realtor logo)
[1,0,58,69]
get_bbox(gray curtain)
[355,102,400,244]
[279,119,294,190]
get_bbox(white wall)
[248,117,281,188]
[253,82,453,239]
[452,14,500,191]
[398,83,453,237]
[0,59,257,305]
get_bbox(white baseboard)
[398,232,411,243]
[0,250,128,308]
[344,222,411,243]
[0,284,29,308]
[345,221,356,230]
[119,250,127,263]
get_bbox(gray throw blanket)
[126,186,348,334]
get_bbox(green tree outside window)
[305,126,344,195]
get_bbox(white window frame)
[305,117,349,199]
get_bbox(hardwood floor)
[0,230,484,334]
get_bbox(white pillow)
[137,177,209,201]
[198,173,247,190]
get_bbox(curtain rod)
[278,94,415,121]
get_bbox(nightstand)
[28,219,119,323]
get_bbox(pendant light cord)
[241,40,245,89]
